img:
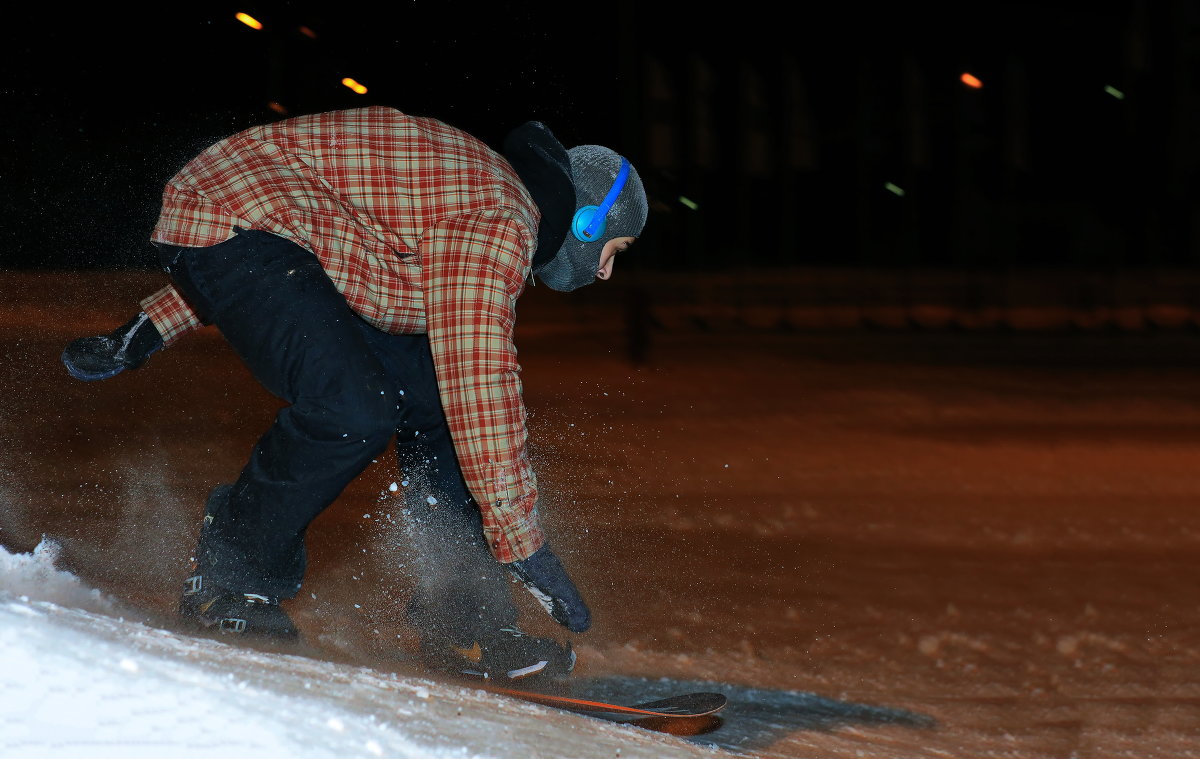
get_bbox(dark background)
[0,1,1195,272]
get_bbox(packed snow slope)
[0,539,932,759]
[0,540,733,759]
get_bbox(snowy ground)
[2,271,1199,758]
[1,539,735,759]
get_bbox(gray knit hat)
[534,145,648,292]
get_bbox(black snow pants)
[158,228,516,644]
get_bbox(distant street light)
[341,77,368,95]
[235,12,263,30]
[960,72,983,89]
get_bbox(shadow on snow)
[566,675,937,753]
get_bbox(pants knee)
[312,383,400,448]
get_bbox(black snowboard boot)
[177,484,298,640]
[178,573,299,639]
[420,626,576,681]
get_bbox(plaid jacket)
[140,106,545,562]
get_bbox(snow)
[0,540,718,759]
[3,272,1200,758]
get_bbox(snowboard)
[484,685,727,719]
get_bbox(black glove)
[508,544,591,633]
[62,312,163,381]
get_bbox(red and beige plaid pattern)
[139,106,545,561]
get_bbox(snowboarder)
[60,105,647,681]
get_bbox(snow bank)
[0,542,715,759]
[0,537,119,615]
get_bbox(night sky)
[0,1,1174,269]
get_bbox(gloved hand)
[508,544,591,633]
[62,312,163,381]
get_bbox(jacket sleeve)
[421,210,544,563]
[140,284,205,346]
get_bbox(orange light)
[960,72,983,89]
[341,77,368,95]
[235,12,263,30]
[268,101,289,115]
[298,25,317,39]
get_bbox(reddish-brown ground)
[1,271,1197,757]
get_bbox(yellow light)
[960,72,983,89]
[235,12,263,30]
[341,77,368,95]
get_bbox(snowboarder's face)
[596,237,636,282]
